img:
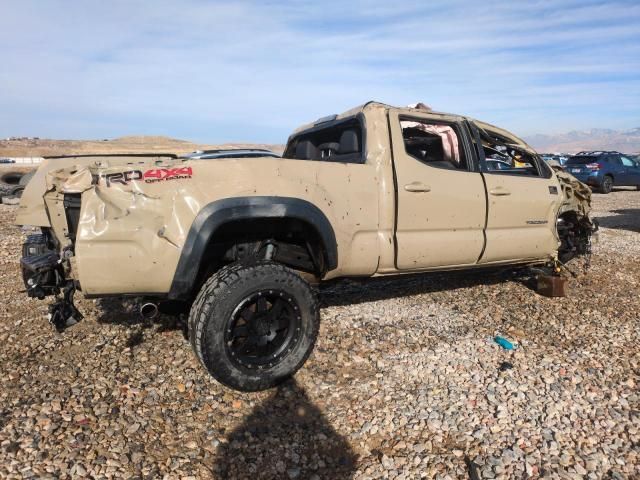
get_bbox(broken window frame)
[471,122,552,179]
[397,115,478,173]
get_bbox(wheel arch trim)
[168,196,338,299]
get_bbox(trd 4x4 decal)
[95,167,193,187]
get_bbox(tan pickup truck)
[16,102,595,391]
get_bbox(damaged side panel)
[43,157,381,296]
[76,185,200,295]
[43,165,201,295]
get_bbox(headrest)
[295,140,319,160]
[339,130,359,154]
[318,142,340,154]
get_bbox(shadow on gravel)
[320,268,528,307]
[215,379,357,479]
[595,208,640,233]
[95,298,147,326]
[95,298,186,347]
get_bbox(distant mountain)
[525,128,640,154]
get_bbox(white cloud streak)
[0,0,638,141]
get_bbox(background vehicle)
[565,151,640,193]
[15,102,595,391]
[485,159,512,171]
[541,154,569,167]
[0,158,16,164]
[183,149,280,160]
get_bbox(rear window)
[283,118,364,163]
[566,156,600,165]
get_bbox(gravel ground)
[0,189,638,479]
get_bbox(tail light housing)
[586,163,601,170]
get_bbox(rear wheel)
[599,175,613,194]
[188,261,319,391]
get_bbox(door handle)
[404,182,431,192]
[489,188,511,196]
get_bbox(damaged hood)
[555,169,593,218]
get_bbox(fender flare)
[168,196,338,299]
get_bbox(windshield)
[566,156,601,165]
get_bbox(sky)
[0,0,639,143]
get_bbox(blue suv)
[565,151,640,194]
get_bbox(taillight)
[586,163,601,170]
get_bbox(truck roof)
[290,101,535,153]
[290,101,465,135]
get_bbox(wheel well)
[192,217,328,295]
[0,171,24,185]
[557,210,593,263]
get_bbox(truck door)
[470,122,563,263]
[388,109,487,269]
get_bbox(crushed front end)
[555,169,598,265]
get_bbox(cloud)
[0,0,638,141]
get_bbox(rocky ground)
[0,189,638,479]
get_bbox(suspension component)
[48,283,83,332]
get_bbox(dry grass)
[0,136,284,157]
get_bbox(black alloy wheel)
[189,261,319,391]
[225,289,301,370]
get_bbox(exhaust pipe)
[140,302,159,320]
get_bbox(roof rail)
[574,150,621,156]
[44,153,178,159]
[314,114,338,125]
[196,148,273,154]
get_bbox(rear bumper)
[21,234,62,299]
[569,172,601,187]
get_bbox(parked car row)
[539,151,640,193]
[563,151,640,193]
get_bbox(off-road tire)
[188,261,319,391]
[0,171,24,187]
[599,175,613,194]
[19,170,35,186]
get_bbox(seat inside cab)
[286,119,364,163]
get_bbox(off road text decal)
[95,167,193,187]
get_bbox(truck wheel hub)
[225,290,301,369]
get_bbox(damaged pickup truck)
[16,102,595,391]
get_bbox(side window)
[400,119,469,171]
[620,156,635,167]
[283,119,364,163]
[474,124,546,177]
